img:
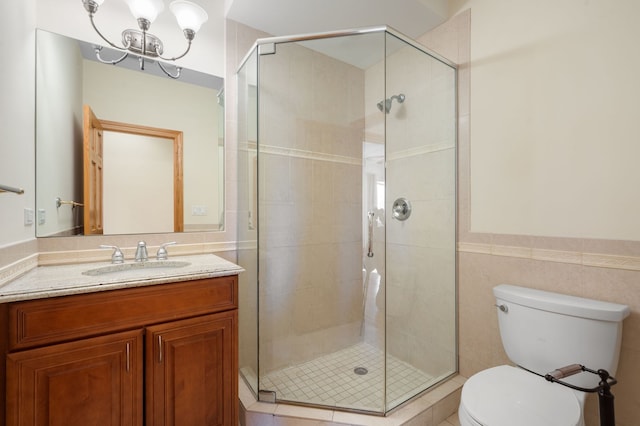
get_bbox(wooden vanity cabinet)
[1,275,238,426]
[7,329,144,426]
[146,312,237,426]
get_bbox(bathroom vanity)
[0,254,242,426]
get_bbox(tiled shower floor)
[244,342,437,412]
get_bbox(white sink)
[82,260,191,276]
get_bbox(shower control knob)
[392,198,412,221]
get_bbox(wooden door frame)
[83,105,104,235]
[99,120,184,232]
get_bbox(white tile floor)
[249,342,439,412]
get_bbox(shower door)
[254,31,388,413]
[237,27,456,415]
[383,32,457,410]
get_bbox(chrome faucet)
[134,241,148,262]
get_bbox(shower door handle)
[367,211,374,258]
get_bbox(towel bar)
[0,184,24,194]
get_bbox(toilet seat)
[460,365,582,426]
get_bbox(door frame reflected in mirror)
[83,105,184,235]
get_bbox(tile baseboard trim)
[458,242,640,272]
[240,141,362,166]
[0,254,39,287]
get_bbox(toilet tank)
[494,284,630,388]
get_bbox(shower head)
[376,100,389,113]
[376,93,405,113]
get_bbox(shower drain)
[353,367,368,375]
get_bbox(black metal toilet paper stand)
[544,364,618,426]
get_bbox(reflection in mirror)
[35,29,224,237]
[104,132,176,234]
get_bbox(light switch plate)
[37,209,46,225]
[24,208,34,226]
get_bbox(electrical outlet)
[24,208,34,226]
[37,209,46,225]
[192,205,207,216]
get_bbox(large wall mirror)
[35,29,224,237]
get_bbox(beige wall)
[425,5,640,425]
[453,0,640,241]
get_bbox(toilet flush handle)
[495,304,508,313]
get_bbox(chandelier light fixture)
[81,0,208,78]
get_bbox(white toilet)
[458,284,630,426]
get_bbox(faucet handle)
[156,242,176,260]
[135,241,148,262]
[99,245,124,264]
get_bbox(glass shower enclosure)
[237,27,457,415]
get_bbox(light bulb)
[169,0,208,33]
[124,0,165,23]
[82,0,106,13]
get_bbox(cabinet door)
[6,329,143,426]
[146,311,238,426]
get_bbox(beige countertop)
[0,254,244,303]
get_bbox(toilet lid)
[461,365,582,426]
